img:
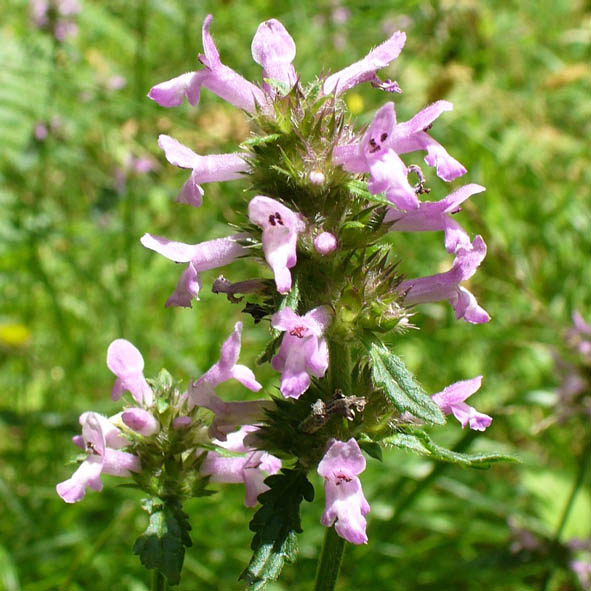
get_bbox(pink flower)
[271,306,331,399]
[189,322,269,439]
[148,15,268,113]
[251,19,297,96]
[400,235,490,323]
[106,339,153,406]
[432,376,492,431]
[317,438,370,544]
[314,232,338,256]
[121,408,159,436]
[387,183,486,255]
[200,426,281,507]
[157,134,250,207]
[140,233,248,308]
[322,31,406,96]
[333,101,466,202]
[56,412,140,503]
[191,321,262,393]
[248,196,306,294]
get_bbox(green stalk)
[540,433,591,591]
[313,339,351,591]
[151,571,168,591]
[314,525,346,591]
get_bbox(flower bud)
[314,232,338,255]
[121,408,159,436]
[173,416,192,429]
[309,170,325,185]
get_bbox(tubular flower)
[322,31,406,96]
[189,322,268,439]
[271,306,331,399]
[200,426,281,507]
[107,339,153,406]
[317,438,370,544]
[56,412,141,503]
[387,183,486,254]
[140,233,248,308]
[148,15,266,113]
[432,376,492,431]
[333,100,466,199]
[400,235,490,323]
[157,134,250,207]
[191,321,262,395]
[248,196,306,294]
[251,19,297,96]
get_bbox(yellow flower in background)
[0,323,32,348]
[346,93,364,114]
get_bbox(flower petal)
[323,31,406,96]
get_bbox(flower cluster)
[59,14,500,584]
[57,329,280,507]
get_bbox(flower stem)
[540,432,591,591]
[314,525,346,591]
[152,571,167,591]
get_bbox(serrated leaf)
[240,470,314,590]
[384,430,519,468]
[367,342,445,425]
[133,499,192,586]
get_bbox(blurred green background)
[1,0,590,589]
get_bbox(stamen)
[289,326,306,338]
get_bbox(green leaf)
[359,440,383,461]
[240,470,314,591]
[384,430,519,468]
[263,78,292,96]
[346,180,392,207]
[133,498,192,586]
[241,133,282,148]
[367,342,446,425]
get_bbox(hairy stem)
[314,525,346,591]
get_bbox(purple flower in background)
[30,0,80,41]
[140,233,247,307]
[107,339,153,406]
[157,134,250,207]
[317,438,370,544]
[400,235,490,323]
[271,306,331,399]
[248,196,306,294]
[432,376,492,431]
[56,412,140,503]
[567,311,591,361]
[200,426,281,507]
